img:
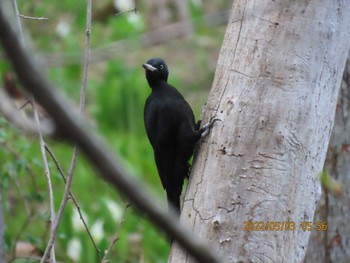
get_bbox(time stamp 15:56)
[243,221,328,231]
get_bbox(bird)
[142,57,215,215]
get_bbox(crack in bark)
[249,165,288,172]
[249,184,270,195]
[215,1,247,122]
[218,147,244,157]
[258,151,285,162]
[188,197,217,222]
[194,210,217,222]
[231,69,254,79]
[218,205,236,213]
[252,15,279,26]
[232,2,246,62]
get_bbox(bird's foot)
[200,116,221,138]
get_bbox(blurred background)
[0,0,232,262]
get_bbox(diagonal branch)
[32,98,56,263]
[101,202,130,263]
[40,0,93,262]
[45,145,102,259]
[10,0,56,261]
[0,3,225,263]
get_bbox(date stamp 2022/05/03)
[243,221,328,232]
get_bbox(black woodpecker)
[142,57,213,214]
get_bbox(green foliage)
[320,170,343,196]
[96,60,148,136]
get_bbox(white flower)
[114,0,134,10]
[55,20,70,37]
[105,199,122,222]
[71,208,88,232]
[127,13,144,30]
[91,219,105,243]
[67,238,81,261]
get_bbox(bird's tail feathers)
[166,159,189,214]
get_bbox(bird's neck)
[148,79,168,90]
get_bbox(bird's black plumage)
[143,58,206,214]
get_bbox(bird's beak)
[142,63,158,72]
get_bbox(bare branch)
[10,0,56,261]
[18,99,30,110]
[40,0,93,262]
[0,4,225,263]
[0,90,54,135]
[31,98,56,263]
[45,145,102,258]
[115,8,137,16]
[10,0,23,41]
[115,0,137,16]
[19,14,49,21]
[101,202,130,262]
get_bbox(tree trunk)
[305,53,350,262]
[169,0,350,262]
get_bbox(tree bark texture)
[169,0,350,262]
[305,54,350,263]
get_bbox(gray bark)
[169,0,350,262]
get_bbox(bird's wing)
[146,95,188,186]
[153,146,175,190]
[145,96,178,145]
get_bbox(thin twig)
[115,0,137,16]
[0,90,54,135]
[44,145,67,184]
[39,0,92,262]
[19,14,49,21]
[11,0,23,40]
[44,145,102,258]
[101,202,130,263]
[18,99,30,110]
[115,8,136,16]
[11,0,56,262]
[32,98,56,263]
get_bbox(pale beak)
[142,63,158,72]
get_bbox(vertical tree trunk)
[305,53,350,262]
[169,0,350,262]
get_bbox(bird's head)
[142,58,169,87]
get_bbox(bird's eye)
[159,64,164,70]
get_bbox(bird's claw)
[201,116,221,138]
